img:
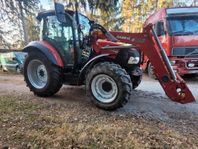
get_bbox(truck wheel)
[24,51,63,97]
[0,65,2,72]
[86,62,132,110]
[16,66,21,73]
[148,62,156,79]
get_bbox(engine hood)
[96,39,134,49]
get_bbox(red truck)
[142,7,198,77]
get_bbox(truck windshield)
[168,16,198,36]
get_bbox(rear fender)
[23,41,64,68]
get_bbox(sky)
[40,0,54,10]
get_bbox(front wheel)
[24,51,63,97]
[86,62,132,110]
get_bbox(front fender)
[23,41,64,68]
[78,54,110,85]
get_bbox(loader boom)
[111,25,195,103]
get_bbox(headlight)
[170,60,176,65]
[128,56,140,64]
[188,63,195,68]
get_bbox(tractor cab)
[36,3,121,70]
[36,9,92,68]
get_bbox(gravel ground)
[0,73,198,148]
[120,75,198,121]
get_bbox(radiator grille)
[172,47,198,56]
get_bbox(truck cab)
[143,7,198,76]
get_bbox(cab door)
[42,15,75,67]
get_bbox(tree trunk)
[18,0,29,45]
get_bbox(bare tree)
[0,0,39,48]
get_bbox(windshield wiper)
[172,31,194,36]
[186,49,198,57]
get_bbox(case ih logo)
[115,35,146,43]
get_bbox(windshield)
[168,16,198,36]
[78,14,91,36]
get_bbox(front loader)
[111,25,195,103]
[22,2,195,110]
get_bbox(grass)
[0,95,198,149]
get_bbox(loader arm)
[111,24,195,103]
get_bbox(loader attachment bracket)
[111,24,195,104]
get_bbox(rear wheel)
[86,62,132,110]
[24,51,63,97]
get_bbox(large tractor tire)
[24,51,63,97]
[86,62,132,110]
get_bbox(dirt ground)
[0,73,198,148]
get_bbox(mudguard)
[23,41,64,68]
[78,54,110,84]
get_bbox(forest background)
[0,0,197,49]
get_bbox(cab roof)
[166,7,198,16]
[36,10,74,21]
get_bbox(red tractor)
[23,3,195,110]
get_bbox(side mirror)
[156,22,166,36]
[55,2,66,23]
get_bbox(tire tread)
[86,62,132,110]
[24,51,63,97]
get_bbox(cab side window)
[154,21,166,36]
[44,15,73,46]
[79,14,91,36]
[43,15,74,65]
